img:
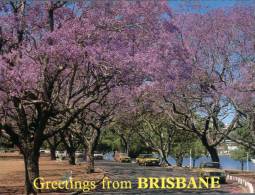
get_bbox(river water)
[104,152,255,171]
[167,155,255,171]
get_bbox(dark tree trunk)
[87,144,95,174]
[121,136,129,154]
[67,149,76,165]
[201,135,220,162]
[241,160,244,171]
[47,135,61,161]
[175,155,183,167]
[60,133,78,165]
[50,147,56,160]
[192,159,196,168]
[206,145,219,162]
[23,149,40,194]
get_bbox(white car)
[56,151,67,158]
[75,151,84,158]
[40,149,46,153]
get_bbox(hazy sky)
[169,0,254,12]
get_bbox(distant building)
[217,139,239,155]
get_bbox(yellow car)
[114,153,131,163]
[136,154,160,166]
[199,162,226,183]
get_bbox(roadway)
[82,160,246,194]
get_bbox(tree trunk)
[47,135,60,161]
[192,159,196,168]
[67,149,76,165]
[83,148,87,161]
[121,136,129,154]
[200,136,220,162]
[61,134,77,165]
[241,160,244,171]
[50,147,56,160]
[86,129,100,174]
[126,143,130,155]
[175,155,183,167]
[206,145,219,162]
[158,149,171,166]
[87,143,95,174]
[23,150,40,194]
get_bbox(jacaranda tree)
[0,1,185,194]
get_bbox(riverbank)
[226,170,255,190]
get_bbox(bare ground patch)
[0,152,104,194]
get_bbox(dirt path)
[0,153,104,194]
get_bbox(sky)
[169,0,255,12]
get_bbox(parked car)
[94,153,104,160]
[40,149,46,154]
[75,151,84,158]
[136,154,160,166]
[199,162,226,183]
[114,153,131,163]
[56,151,67,159]
[44,149,50,154]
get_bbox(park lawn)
[0,153,104,194]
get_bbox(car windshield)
[202,162,220,168]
